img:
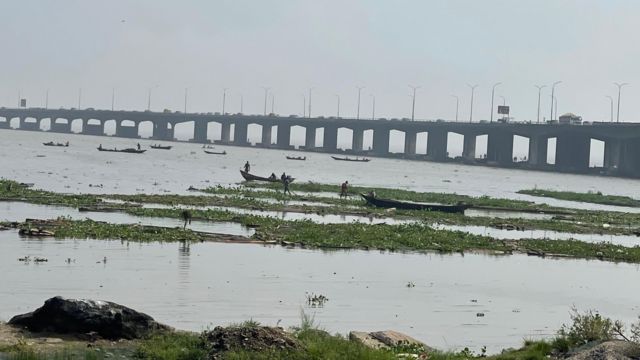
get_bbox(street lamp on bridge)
[490,82,502,123]
[308,87,314,118]
[261,87,270,116]
[606,95,614,123]
[111,88,115,111]
[335,94,340,118]
[467,84,478,123]
[45,88,49,109]
[147,85,159,111]
[409,85,420,121]
[222,88,228,115]
[356,86,365,120]
[534,85,546,124]
[78,88,82,110]
[614,82,629,123]
[370,94,376,120]
[451,95,459,122]
[550,81,562,121]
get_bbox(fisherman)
[244,161,250,173]
[137,143,141,150]
[283,177,292,195]
[340,181,349,198]
[269,173,277,180]
[65,141,69,146]
[98,144,103,150]
[280,172,286,182]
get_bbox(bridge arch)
[138,121,153,138]
[337,127,353,150]
[173,121,194,141]
[447,131,463,158]
[416,131,428,154]
[207,122,222,142]
[247,123,263,145]
[289,125,305,148]
[590,138,604,168]
[39,118,51,131]
[103,120,116,135]
[70,119,83,133]
[388,129,405,153]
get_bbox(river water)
[2,129,640,352]
[1,231,639,353]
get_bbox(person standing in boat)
[340,181,349,198]
[280,172,286,182]
[244,161,250,173]
[137,143,141,150]
[98,144,103,150]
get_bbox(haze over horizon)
[1,0,638,124]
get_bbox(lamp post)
[490,82,502,123]
[111,88,115,111]
[222,88,228,115]
[240,94,244,114]
[606,95,614,123]
[302,94,306,118]
[147,85,158,111]
[534,85,546,124]
[409,85,420,121]
[183,88,188,114]
[335,94,340,118]
[262,87,269,116]
[550,81,561,121]
[45,88,49,109]
[451,95,459,122]
[78,88,82,109]
[356,86,364,120]
[468,84,478,123]
[308,87,314,118]
[553,96,558,121]
[614,82,629,123]
[270,93,275,114]
[370,94,376,120]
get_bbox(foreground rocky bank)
[2,297,640,360]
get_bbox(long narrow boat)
[331,156,370,162]
[43,142,68,147]
[150,144,172,150]
[286,156,306,161]
[97,147,146,154]
[360,193,470,213]
[240,170,294,183]
[204,150,227,155]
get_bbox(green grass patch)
[518,189,640,208]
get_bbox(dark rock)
[201,325,301,358]
[8,296,170,339]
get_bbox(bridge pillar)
[233,122,248,145]
[83,120,104,136]
[604,138,622,171]
[221,123,231,143]
[462,134,476,160]
[528,136,548,166]
[555,133,590,172]
[427,129,448,161]
[115,120,139,138]
[323,126,338,151]
[193,120,208,143]
[304,127,316,149]
[261,125,272,146]
[276,124,291,149]
[52,119,72,133]
[372,128,389,156]
[352,129,364,152]
[404,131,417,155]
[617,139,640,176]
[0,117,10,129]
[19,117,39,131]
[487,131,514,165]
[152,120,173,141]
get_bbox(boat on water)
[43,141,68,147]
[331,156,370,162]
[240,170,294,183]
[360,193,470,213]
[286,156,306,161]
[150,144,172,150]
[204,150,227,155]
[97,147,146,154]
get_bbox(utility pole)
[534,85,546,124]
[606,95,614,123]
[409,85,420,121]
[111,88,115,111]
[356,86,364,120]
[550,81,562,121]
[184,88,188,114]
[308,87,314,118]
[240,94,244,114]
[45,88,49,109]
[262,87,269,116]
[78,88,82,109]
[270,93,274,114]
[490,82,501,123]
[222,88,228,115]
[335,94,340,118]
[614,82,629,123]
[467,84,478,123]
[451,95,459,122]
[370,94,376,120]
[302,95,306,118]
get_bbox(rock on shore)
[8,296,170,340]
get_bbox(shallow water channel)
[0,202,254,236]
[1,230,640,353]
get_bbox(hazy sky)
[1,0,639,123]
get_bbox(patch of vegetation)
[519,189,640,208]
[135,331,206,360]
[0,179,99,208]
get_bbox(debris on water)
[306,293,329,307]
[476,312,485,317]
[406,281,416,288]
[34,257,48,262]
[18,228,55,237]
[18,256,30,262]
[65,258,75,264]
[470,299,478,303]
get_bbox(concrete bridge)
[1,107,640,177]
